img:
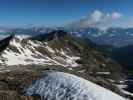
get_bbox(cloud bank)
[68,10,133,30]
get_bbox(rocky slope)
[0,31,123,80]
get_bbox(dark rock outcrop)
[0,34,14,53]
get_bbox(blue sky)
[0,0,133,27]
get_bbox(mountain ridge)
[0,30,131,99]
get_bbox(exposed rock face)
[0,35,14,53]
[0,69,41,100]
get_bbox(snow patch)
[60,49,80,67]
[0,38,80,67]
[25,71,126,100]
[45,45,55,53]
[97,72,111,75]
[15,35,30,41]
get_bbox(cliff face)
[0,35,14,53]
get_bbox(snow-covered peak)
[15,35,31,41]
[0,37,80,67]
[25,71,126,100]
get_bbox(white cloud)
[115,18,133,28]
[68,10,127,30]
[111,12,123,19]
[91,10,104,22]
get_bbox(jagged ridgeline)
[0,30,123,81]
[0,30,126,99]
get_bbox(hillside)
[111,45,133,71]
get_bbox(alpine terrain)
[0,30,131,100]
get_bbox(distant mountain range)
[1,26,133,47]
[68,27,133,47]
